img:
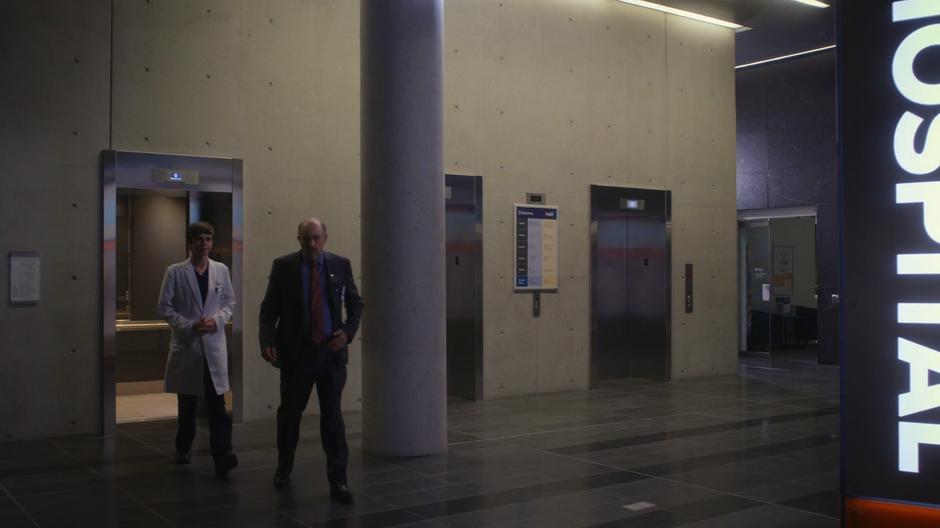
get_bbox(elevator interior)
[739,213,818,362]
[445,174,483,400]
[590,186,671,384]
[102,151,243,432]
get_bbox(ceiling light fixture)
[791,0,830,7]
[735,44,836,70]
[613,0,745,31]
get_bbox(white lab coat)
[157,259,235,395]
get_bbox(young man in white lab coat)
[157,222,238,477]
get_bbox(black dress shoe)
[330,483,353,504]
[174,451,190,465]
[273,466,292,487]
[214,452,238,478]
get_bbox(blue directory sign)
[514,204,558,291]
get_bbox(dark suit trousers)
[277,341,349,485]
[176,356,233,458]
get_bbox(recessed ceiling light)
[792,0,830,7]
[613,0,745,31]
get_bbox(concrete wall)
[445,1,737,394]
[0,0,111,439]
[110,0,361,424]
[0,0,735,439]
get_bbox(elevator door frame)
[101,150,243,435]
[589,185,672,387]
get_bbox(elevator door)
[591,186,671,384]
[445,174,483,400]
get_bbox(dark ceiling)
[652,0,835,65]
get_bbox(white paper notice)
[10,252,40,304]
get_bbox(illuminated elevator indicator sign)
[621,198,645,210]
[153,167,199,185]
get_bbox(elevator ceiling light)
[613,0,744,31]
[791,0,829,7]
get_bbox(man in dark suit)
[259,217,363,503]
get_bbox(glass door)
[767,216,818,361]
[742,221,773,353]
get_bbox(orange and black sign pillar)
[840,0,940,524]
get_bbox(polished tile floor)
[0,356,840,527]
[116,393,178,424]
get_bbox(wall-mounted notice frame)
[9,251,40,305]
[514,204,558,291]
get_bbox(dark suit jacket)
[259,251,363,365]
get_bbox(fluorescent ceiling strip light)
[735,44,836,70]
[791,0,830,7]
[613,0,744,30]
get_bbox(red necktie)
[310,259,325,343]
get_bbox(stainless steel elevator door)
[625,216,669,378]
[445,174,483,400]
[593,214,630,379]
[591,186,671,384]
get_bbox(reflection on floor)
[116,393,177,424]
[742,347,820,365]
[0,356,839,527]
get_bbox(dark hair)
[187,221,215,243]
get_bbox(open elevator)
[102,151,243,433]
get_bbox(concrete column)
[360,0,446,456]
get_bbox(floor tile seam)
[546,409,839,455]
[363,479,456,496]
[304,496,431,527]
[627,447,772,475]
[761,452,839,470]
[373,495,436,524]
[526,446,650,476]
[638,470,840,521]
[398,472,646,521]
[138,489,247,512]
[147,498,268,524]
[0,463,93,481]
[114,428,224,481]
[0,480,41,528]
[369,485,476,506]
[51,440,184,526]
[0,484,114,501]
[52,442,108,481]
[72,431,223,484]
[660,387,831,410]
[119,486,182,527]
[416,491,622,526]
[576,493,765,528]
[549,449,840,522]
[444,414,699,444]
